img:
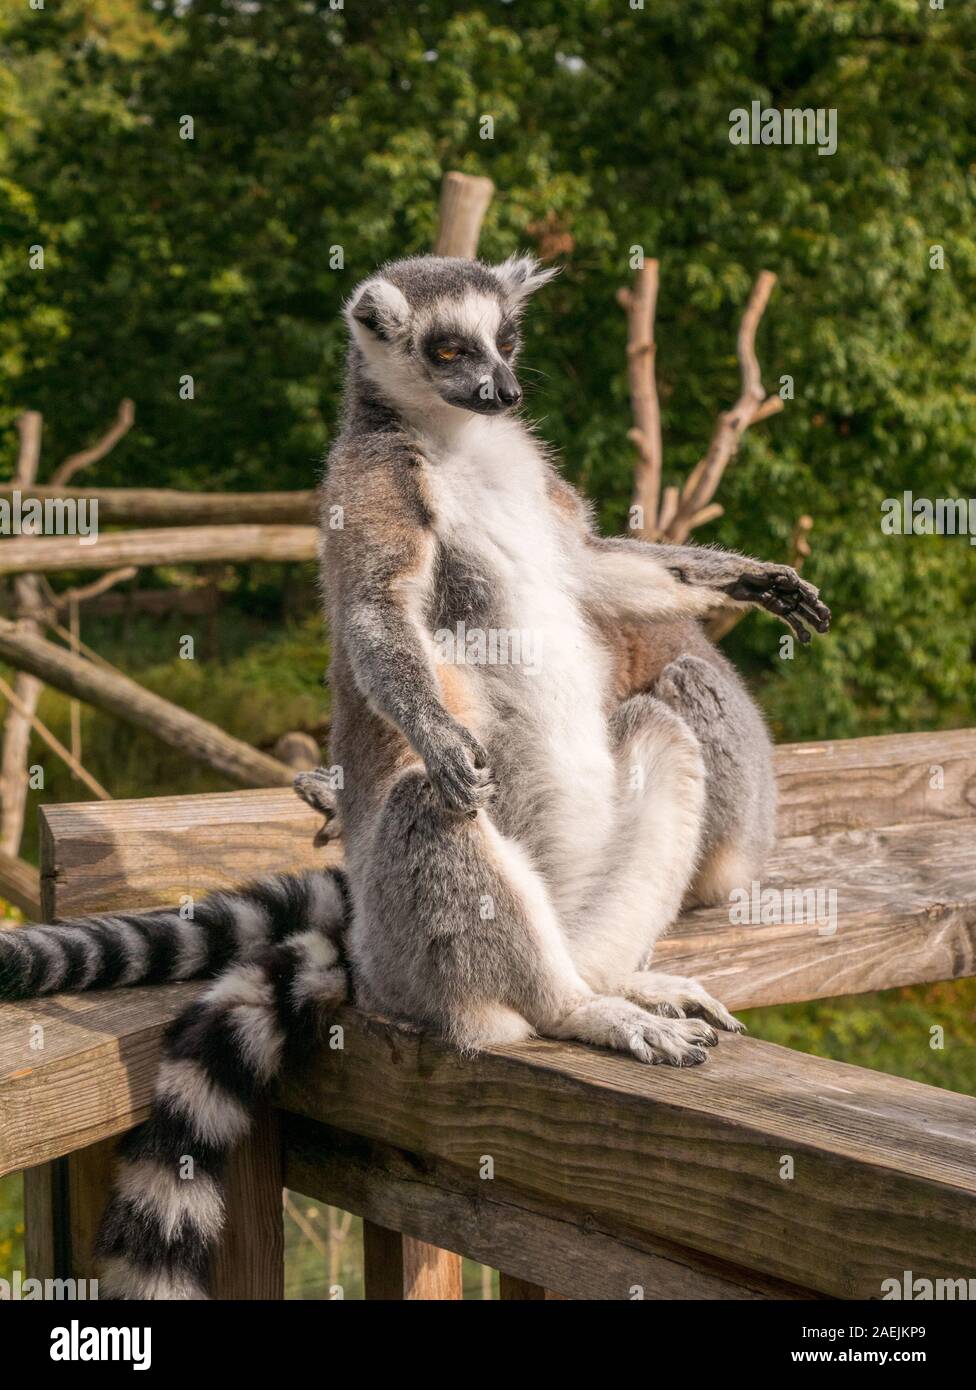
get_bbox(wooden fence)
[1,727,975,1298]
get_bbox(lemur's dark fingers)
[797,596,831,632]
[781,608,812,644]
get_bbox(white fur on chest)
[418,419,616,896]
[419,420,601,686]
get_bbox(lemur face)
[345,254,558,417]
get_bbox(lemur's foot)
[724,564,830,644]
[547,996,717,1066]
[293,769,342,846]
[623,972,745,1034]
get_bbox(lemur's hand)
[724,564,831,645]
[422,721,496,816]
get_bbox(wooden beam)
[0,979,200,1174]
[31,729,974,919]
[39,789,331,919]
[774,726,976,837]
[284,1118,810,1300]
[0,487,316,527]
[0,524,318,576]
[276,1011,976,1301]
[24,1138,118,1282]
[362,1220,463,1300]
[659,818,976,1011]
[4,993,975,1298]
[0,621,293,791]
[499,1274,565,1300]
[33,791,976,1011]
[0,849,41,918]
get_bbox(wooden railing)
[2,728,975,1298]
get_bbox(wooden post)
[434,172,495,259]
[210,1103,285,1300]
[362,1220,463,1300]
[24,1138,118,1282]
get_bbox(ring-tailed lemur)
[0,254,829,1298]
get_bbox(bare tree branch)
[48,398,135,488]
[0,672,111,802]
[665,271,780,543]
[0,412,45,854]
[617,261,663,537]
[0,524,318,576]
[0,617,293,788]
[50,567,139,610]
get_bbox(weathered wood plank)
[0,524,319,576]
[24,1139,118,1281]
[0,485,316,528]
[38,794,976,1011]
[35,729,976,921]
[284,1117,815,1300]
[661,818,976,1010]
[40,790,334,920]
[0,981,200,1174]
[362,1219,463,1300]
[277,1010,976,1301]
[774,726,976,837]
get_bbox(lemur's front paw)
[423,723,496,816]
[725,564,830,644]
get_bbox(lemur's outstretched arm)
[584,535,830,644]
[325,444,494,814]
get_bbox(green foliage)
[1,0,973,736]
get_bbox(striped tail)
[0,868,350,1001]
[95,924,348,1299]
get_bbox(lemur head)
[344,254,558,418]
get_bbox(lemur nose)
[497,381,522,407]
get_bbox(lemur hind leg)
[350,769,716,1065]
[562,693,707,992]
[653,651,776,908]
[572,690,744,1036]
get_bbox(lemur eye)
[498,340,515,356]
[435,345,460,362]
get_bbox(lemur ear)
[493,254,560,305]
[345,278,410,342]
